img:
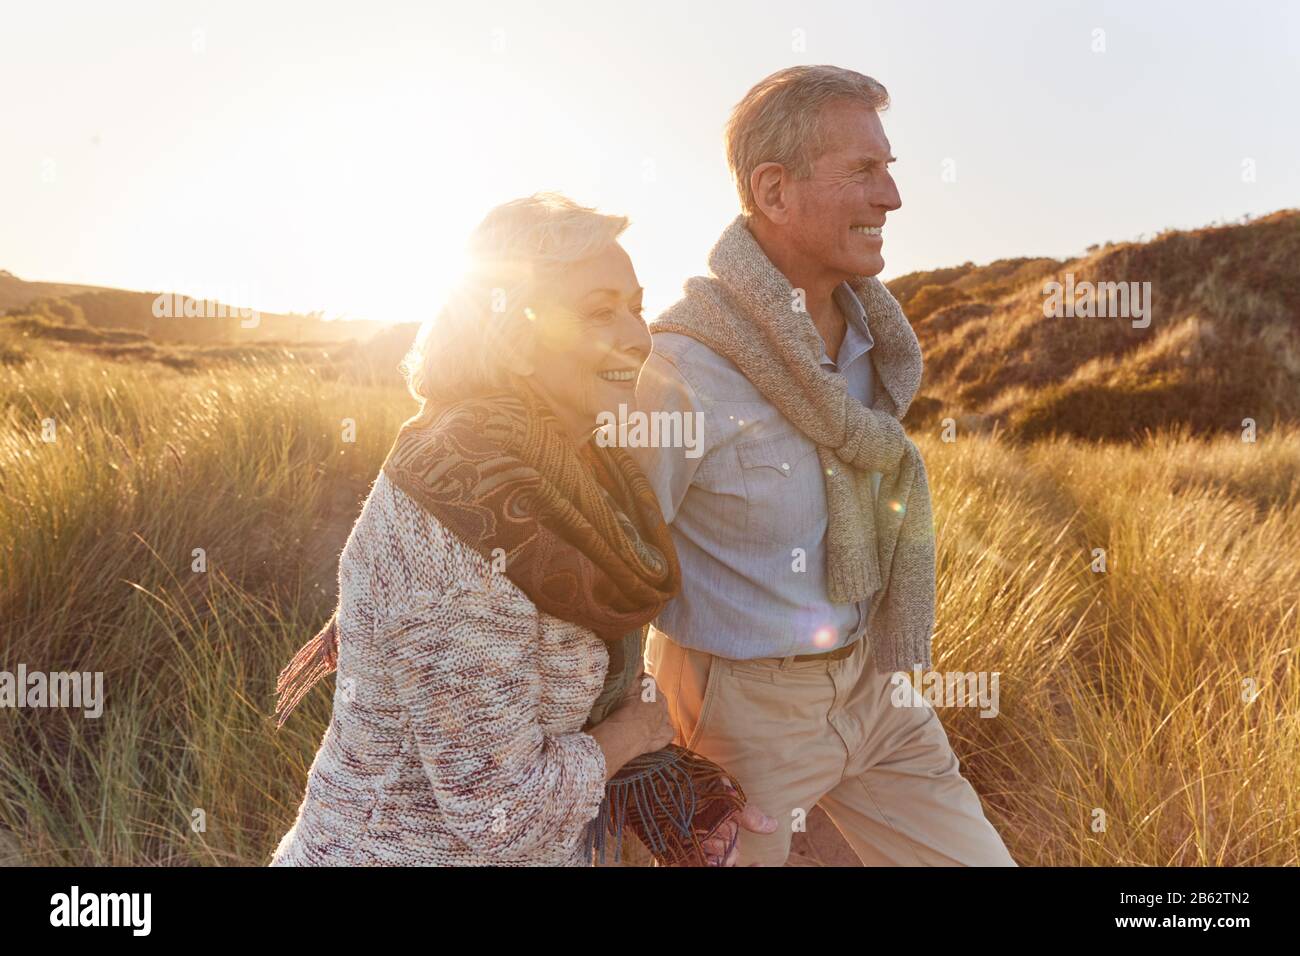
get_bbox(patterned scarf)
[273,389,743,865]
[275,389,678,725]
[385,392,680,643]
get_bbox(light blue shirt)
[629,283,879,660]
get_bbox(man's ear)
[750,162,790,224]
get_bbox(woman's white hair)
[402,192,629,409]
[725,65,890,217]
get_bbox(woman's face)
[522,242,652,441]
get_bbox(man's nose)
[876,171,902,213]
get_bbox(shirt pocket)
[735,430,822,548]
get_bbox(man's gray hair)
[725,65,890,216]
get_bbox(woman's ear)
[495,310,536,377]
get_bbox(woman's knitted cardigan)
[270,472,610,866]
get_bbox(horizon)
[3,204,1293,326]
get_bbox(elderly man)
[631,65,1016,866]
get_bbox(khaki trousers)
[645,626,1017,867]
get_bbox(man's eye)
[588,309,615,321]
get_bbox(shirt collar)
[819,282,875,369]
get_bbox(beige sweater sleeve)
[373,479,608,861]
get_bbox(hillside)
[0,270,386,345]
[0,269,106,312]
[7,209,1298,443]
[886,210,1300,441]
[1,267,422,386]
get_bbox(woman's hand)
[612,673,677,754]
[587,672,676,778]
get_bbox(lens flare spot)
[812,627,836,648]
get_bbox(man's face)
[783,100,901,280]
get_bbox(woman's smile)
[597,367,639,384]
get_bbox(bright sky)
[5,0,1298,325]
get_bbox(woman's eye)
[585,304,644,322]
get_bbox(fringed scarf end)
[586,744,744,867]
[274,612,339,729]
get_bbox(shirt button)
[781,462,790,470]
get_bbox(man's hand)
[689,778,777,867]
[620,671,778,865]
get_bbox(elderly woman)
[269,194,769,866]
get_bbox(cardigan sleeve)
[383,547,609,862]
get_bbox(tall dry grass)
[0,337,408,864]
[1,336,1297,865]
[921,428,1300,865]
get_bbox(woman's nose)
[618,307,653,357]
